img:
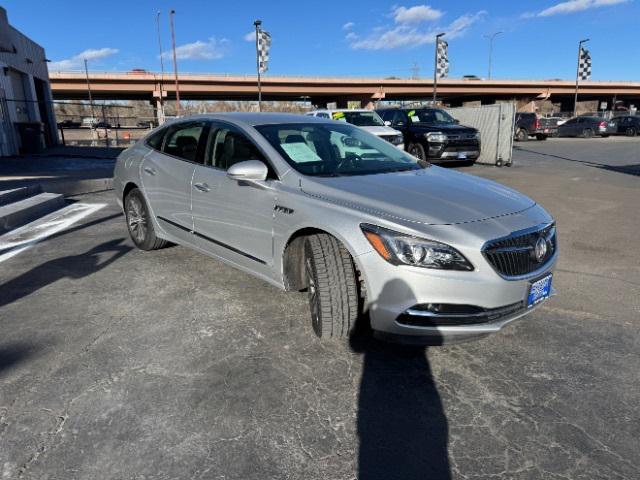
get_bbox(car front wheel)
[515,129,528,142]
[626,127,637,137]
[125,188,167,251]
[582,128,593,139]
[304,234,358,339]
[408,143,427,160]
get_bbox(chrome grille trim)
[482,223,557,279]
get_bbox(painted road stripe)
[0,202,106,263]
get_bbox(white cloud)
[525,0,629,17]
[162,37,227,61]
[343,21,355,30]
[348,11,485,50]
[393,5,443,24]
[244,31,256,42]
[49,47,119,70]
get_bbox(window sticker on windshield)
[407,110,419,122]
[281,142,322,163]
[332,112,347,121]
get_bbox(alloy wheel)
[127,196,147,244]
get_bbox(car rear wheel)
[304,234,358,339]
[125,188,167,251]
[408,143,426,160]
[626,127,637,137]
[515,129,528,142]
[582,128,593,139]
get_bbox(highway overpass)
[49,71,640,111]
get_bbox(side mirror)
[227,160,268,183]
[453,119,460,124]
[384,120,392,126]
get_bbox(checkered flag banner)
[579,47,591,81]
[436,40,449,79]
[257,29,271,74]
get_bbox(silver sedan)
[114,113,557,344]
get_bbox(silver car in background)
[114,113,557,344]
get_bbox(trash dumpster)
[15,122,45,154]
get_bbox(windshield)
[331,111,385,127]
[255,123,424,177]
[407,108,456,125]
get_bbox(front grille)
[483,223,556,277]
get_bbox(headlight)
[360,224,474,271]
[425,132,447,143]
[389,134,403,145]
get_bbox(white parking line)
[0,203,106,263]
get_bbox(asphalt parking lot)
[1,137,639,479]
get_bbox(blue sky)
[3,0,638,80]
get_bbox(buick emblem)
[534,237,548,263]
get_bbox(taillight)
[534,118,541,130]
[599,121,607,128]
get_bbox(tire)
[582,128,593,139]
[515,128,528,142]
[408,142,426,160]
[124,188,167,251]
[304,234,358,339]
[626,127,637,137]
[536,134,548,141]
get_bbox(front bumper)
[355,220,557,344]
[428,141,481,161]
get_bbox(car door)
[140,120,207,242]
[191,121,277,274]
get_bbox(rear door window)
[162,122,206,163]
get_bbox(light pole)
[484,31,503,80]
[83,58,95,121]
[432,32,445,105]
[254,19,262,112]
[574,38,590,117]
[156,11,165,123]
[169,9,180,116]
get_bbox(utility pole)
[83,58,95,121]
[484,31,503,80]
[169,9,180,116]
[156,11,165,123]
[574,38,589,117]
[254,19,262,112]
[432,32,445,105]
[411,62,420,80]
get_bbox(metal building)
[0,6,57,156]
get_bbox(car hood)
[300,166,535,225]
[360,126,402,136]
[410,123,477,134]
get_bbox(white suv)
[307,109,404,150]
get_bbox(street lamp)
[574,38,590,117]
[432,32,446,105]
[483,31,503,80]
[169,9,180,116]
[156,11,165,123]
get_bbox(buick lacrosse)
[114,113,557,344]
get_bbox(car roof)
[168,112,329,127]
[311,109,373,113]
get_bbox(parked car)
[94,121,112,129]
[605,116,640,137]
[376,107,481,163]
[137,120,157,129]
[556,116,609,138]
[514,113,554,141]
[57,120,81,128]
[114,113,557,344]
[306,109,404,149]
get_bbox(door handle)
[193,182,211,192]
[143,167,156,176]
